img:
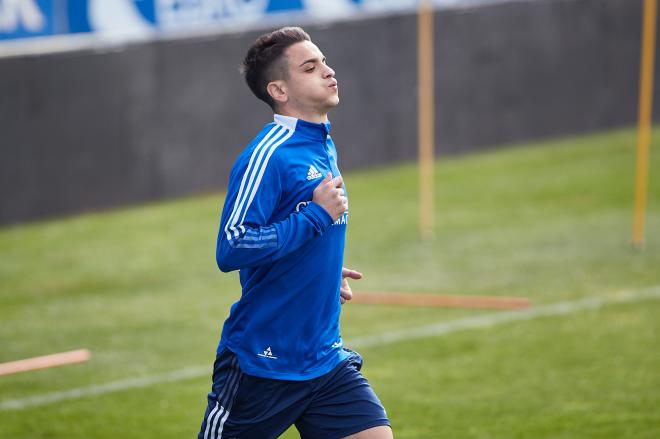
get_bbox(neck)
[276,106,328,124]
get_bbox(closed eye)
[300,56,326,71]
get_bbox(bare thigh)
[341,425,393,439]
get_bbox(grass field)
[0,127,659,438]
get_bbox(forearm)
[216,202,332,272]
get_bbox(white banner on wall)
[0,0,500,43]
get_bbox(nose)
[323,64,335,78]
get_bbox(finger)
[340,288,353,301]
[316,173,332,189]
[342,268,363,279]
[340,297,346,304]
[331,175,343,188]
[340,277,351,297]
[325,174,337,187]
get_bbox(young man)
[198,27,392,439]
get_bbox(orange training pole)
[418,0,435,240]
[633,0,657,249]
[0,349,91,377]
[352,292,531,310]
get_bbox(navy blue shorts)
[197,348,390,439]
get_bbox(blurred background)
[1,0,657,224]
[0,1,658,438]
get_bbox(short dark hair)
[241,27,311,109]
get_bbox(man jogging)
[198,27,392,439]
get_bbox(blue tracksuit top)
[215,114,350,381]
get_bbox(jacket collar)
[274,114,331,141]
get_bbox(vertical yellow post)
[418,0,435,240]
[633,0,657,249]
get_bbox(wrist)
[305,202,334,231]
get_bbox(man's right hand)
[312,173,347,222]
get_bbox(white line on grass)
[1,286,659,411]
[348,287,660,349]
[0,366,208,411]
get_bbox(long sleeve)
[213,117,349,381]
[216,153,333,273]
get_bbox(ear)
[267,80,288,105]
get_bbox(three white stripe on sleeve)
[224,124,294,241]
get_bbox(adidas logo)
[307,165,323,180]
[257,346,278,359]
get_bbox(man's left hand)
[340,267,362,304]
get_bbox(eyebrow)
[299,57,326,67]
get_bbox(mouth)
[328,80,338,90]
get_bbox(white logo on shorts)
[257,346,278,359]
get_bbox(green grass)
[0,126,658,438]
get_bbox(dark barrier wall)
[0,0,655,224]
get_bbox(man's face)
[279,41,339,114]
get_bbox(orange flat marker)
[0,349,91,377]
[352,292,531,310]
